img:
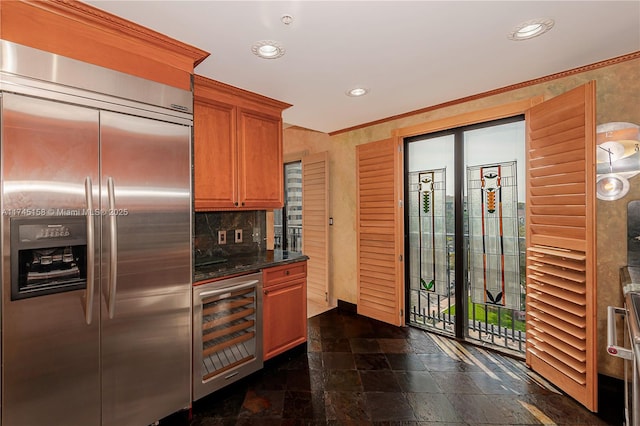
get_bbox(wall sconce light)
[596,122,639,201]
[596,173,629,201]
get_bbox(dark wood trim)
[329,51,640,136]
[337,299,357,314]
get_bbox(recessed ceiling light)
[251,40,285,59]
[508,18,554,41]
[346,87,369,97]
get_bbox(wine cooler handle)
[607,306,634,360]
[107,177,118,319]
[199,280,259,298]
[84,177,95,325]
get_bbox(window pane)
[274,161,302,252]
[407,134,456,336]
[463,120,526,351]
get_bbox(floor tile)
[394,371,442,393]
[307,337,322,352]
[385,353,427,371]
[350,338,382,353]
[322,352,356,370]
[286,368,312,391]
[359,370,402,392]
[321,337,352,352]
[355,353,392,370]
[364,392,416,422]
[282,390,326,420]
[418,352,482,372]
[324,369,363,392]
[405,392,464,423]
[343,321,377,339]
[445,393,514,424]
[238,389,284,418]
[307,352,323,370]
[465,370,525,395]
[325,391,370,422]
[308,368,326,392]
[159,308,622,426]
[430,371,485,394]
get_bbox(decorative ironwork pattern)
[467,161,521,310]
[408,168,449,298]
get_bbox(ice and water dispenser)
[10,217,87,300]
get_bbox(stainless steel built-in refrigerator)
[0,41,192,425]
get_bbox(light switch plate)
[218,230,226,245]
[235,229,243,243]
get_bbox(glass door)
[405,117,526,355]
[406,133,456,336]
[463,120,526,353]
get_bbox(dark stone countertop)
[193,250,308,283]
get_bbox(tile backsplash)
[194,211,266,258]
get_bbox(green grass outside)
[445,297,526,332]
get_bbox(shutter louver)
[302,152,330,307]
[356,139,402,325]
[526,82,597,411]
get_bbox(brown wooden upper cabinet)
[193,75,292,211]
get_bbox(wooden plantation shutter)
[526,82,597,411]
[356,138,403,326]
[302,152,330,307]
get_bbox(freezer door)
[1,93,101,426]
[99,111,192,426]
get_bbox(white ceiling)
[86,1,640,134]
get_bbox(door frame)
[394,97,544,326]
[402,115,526,340]
[392,92,598,412]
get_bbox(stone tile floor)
[161,308,622,425]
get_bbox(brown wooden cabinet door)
[263,278,307,360]
[193,75,289,211]
[237,109,284,209]
[263,262,307,360]
[193,99,237,210]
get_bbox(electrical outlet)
[218,230,226,245]
[235,229,243,243]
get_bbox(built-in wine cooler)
[192,272,263,401]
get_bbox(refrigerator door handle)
[107,176,118,319]
[84,177,96,325]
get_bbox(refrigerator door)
[1,93,101,426]
[99,111,192,426]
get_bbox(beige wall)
[284,58,640,377]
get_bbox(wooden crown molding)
[393,96,543,140]
[195,74,292,112]
[16,0,210,66]
[330,51,640,136]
